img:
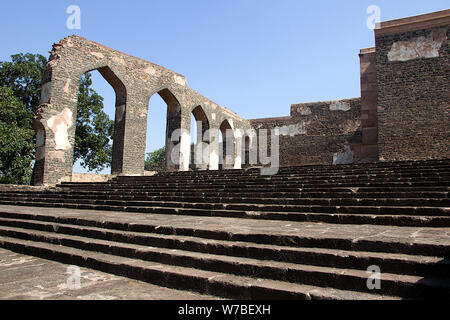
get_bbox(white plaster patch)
[275,122,308,137]
[330,101,351,112]
[40,83,51,104]
[333,145,354,165]
[174,75,187,86]
[212,113,216,121]
[388,29,447,62]
[47,108,73,150]
[90,52,104,59]
[296,105,312,116]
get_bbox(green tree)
[145,147,166,168]
[0,53,47,114]
[74,73,114,172]
[0,87,35,184]
[0,53,115,183]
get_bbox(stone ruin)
[33,9,449,185]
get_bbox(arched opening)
[243,136,250,167]
[191,106,210,170]
[219,120,235,170]
[146,88,182,172]
[73,67,124,177]
[31,120,46,185]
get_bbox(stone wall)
[375,10,450,161]
[249,98,363,167]
[71,173,112,183]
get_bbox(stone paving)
[0,247,218,300]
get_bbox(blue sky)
[1,0,448,173]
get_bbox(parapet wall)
[250,98,363,167]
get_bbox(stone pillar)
[233,129,243,169]
[209,128,220,170]
[32,65,80,186]
[179,115,191,172]
[359,47,379,162]
[116,94,148,176]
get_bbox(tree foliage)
[0,53,115,184]
[0,87,35,184]
[0,53,47,114]
[145,147,166,167]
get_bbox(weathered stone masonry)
[33,36,253,185]
[375,10,450,161]
[248,9,449,167]
[32,10,450,185]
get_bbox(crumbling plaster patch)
[275,122,309,137]
[330,101,351,112]
[47,108,73,150]
[387,29,447,62]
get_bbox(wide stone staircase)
[0,159,449,299]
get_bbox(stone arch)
[191,105,210,170]
[219,119,235,169]
[241,128,258,167]
[33,36,252,185]
[34,58,131,184]
[147,88,185,171]
[85,66,128,175]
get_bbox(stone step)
[0,218,448,279]
[153,161,450,176]
[2,190,449,200]
[3,198,450,227]
[144,164,450,179]
[110,171,450,183]
[1,196,447,217]
[0,228,449,299]
[2,192,449,207]
[149,170,450,181]
[0,208,448,258]
[57,181,450,193]
[0,199,449,227]
[47,185,450,194]
[63,175,450,186]
[0,236,399,300]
